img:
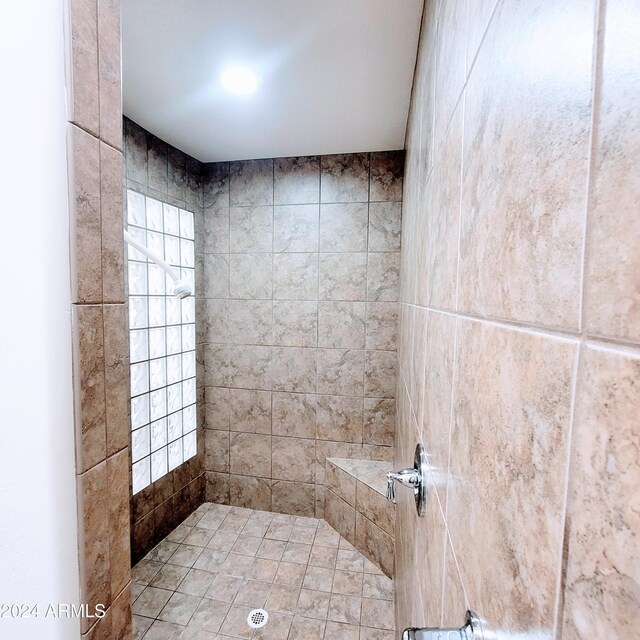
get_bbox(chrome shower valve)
[386,443,428,517]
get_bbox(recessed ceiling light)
[221,66,260,95]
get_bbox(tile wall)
[65,0,131,637]
[124,117,206,563]
[200,152,404,518]
[396,1,639,639]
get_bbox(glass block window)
[126,190,197,494]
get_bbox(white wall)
[0,0,81,638]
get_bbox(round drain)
[247,609,269,629]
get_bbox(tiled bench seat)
[325,458,395,578]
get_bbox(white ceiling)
[122,0,423,162]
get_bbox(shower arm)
[123,228,192,299]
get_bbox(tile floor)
[132,502,395,639]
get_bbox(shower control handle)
[402,610,482,640]
[386,443,428,517]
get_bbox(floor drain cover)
[247,609,269,629]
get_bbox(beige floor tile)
[274,562,306,588]
[333,570,363,596]
[328,594,362,625]
[177,568,217,597]
[296,589,330,619]
[266,584,300,614]
[325,620,360,639]
[205,573,244,603]
[158,591,201,625]
[131,586,173,618]
[234,579,271,607]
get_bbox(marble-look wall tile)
[321,154,369,203]
[204,344,230,387]
[355,513,394,578]
[202,151,402,515]
[364,351,396,399]
[205,387,230,431]
[228,299,272,345]
[230,475,272,511]
[124,118,147,185]
[230,159,274,206]
[370,151,404,202]
[100,142,125,303]
[366,303,398,351]
[201,299,229,344]
[562,344,640,639]
[230,389,271,434]
[229,254,272,299]
[167,146,187,202]
[273,253,318,300]
[271,347,317,393]
[274,156,320,204]
[318,302,366,349]
[230,206,273,252]
[394,0,640,635]
[316,395,364,444]
[69,124,102,303]
[423,104,462,312]
[272,481,316,517]
[317,349,365,397]
[204,162,230,208]
[107,450,130,599]
[363,399,395,447]
[368,202,402,252]
[584,0,640,344]
[272,392,316,439]
[272,437,316,483]
[319,253,367,301]
[228,345,271,390]
[458,1,594,330]
[147,134,168,194]
[367,253,400,302]
[273,204,319,252]
[433,0,467,152]
[206,471,230,504]
[230,433,272,477]
[204,254,230,299]
[73,305,106,473]
[203,207,230,254]
[68,0,99,134]
[325,490,356,544]
[205,429,230,473]
[103,304,129,457]
[97,0,121,149]
[78,461,110,633]
[273,301,318,347]
[319,203,368,252]
[448,320,575,635]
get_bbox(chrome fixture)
[402,610,482,640]
[386,442,428,517]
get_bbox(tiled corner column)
[397,0,640,638]
[200,152,404,518]
[65,0,132,637]
[123,117,207,563]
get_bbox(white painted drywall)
[0,1,81,638]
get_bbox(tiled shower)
[50,0,639,638]
[124,117,404,560]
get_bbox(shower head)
[173,280,192,299]
[124,228,193,299]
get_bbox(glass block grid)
[127,190,197,495]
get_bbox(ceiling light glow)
[221,66,259,95]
